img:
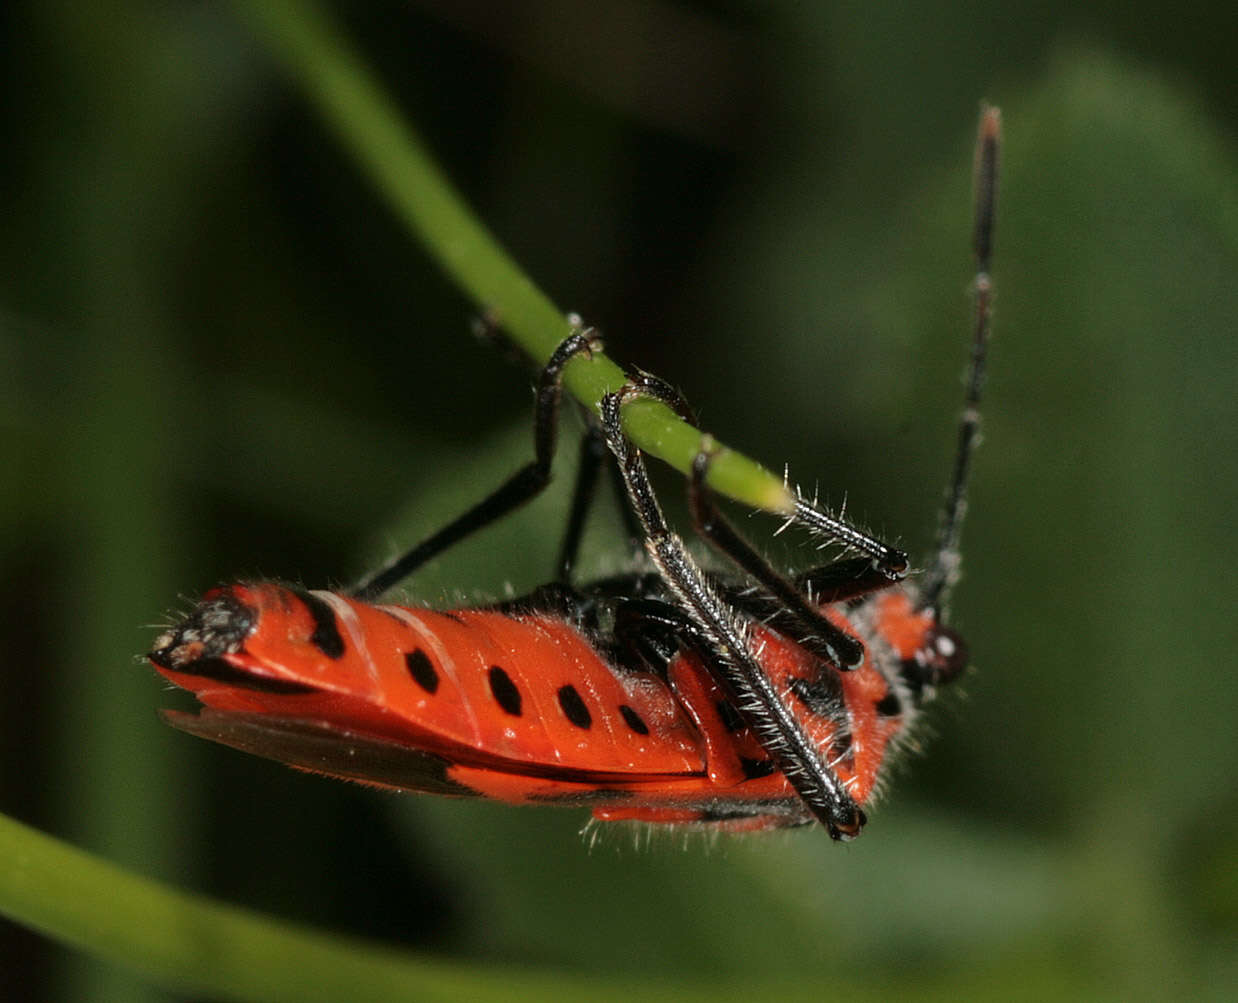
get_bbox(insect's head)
[903,622,969,693]
[874,591,970,700]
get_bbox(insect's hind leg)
[350,328,600,600]
[599,384,865,839]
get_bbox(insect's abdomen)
[152,583,706,779]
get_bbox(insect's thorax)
[658,586,958,809]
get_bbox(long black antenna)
[919,104,1001,614]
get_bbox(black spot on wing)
[404,648,439,694]
[618,704,649,736]
[488,666,522,716]
[290,589,346,659]
[557,685,592,729]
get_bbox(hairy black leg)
[620,365,698,424]
[556,424,647,581]
[606,435,645,550]
[724,558,899,627]
[611,597,707,676]
[556,426,606,581]
[788,501,909,579]
[624,368,907,589]
[600,386,864,839]
[609,372,867,669]
[794,557,906,604]
[688,440,866,669]
[350,329,600,600]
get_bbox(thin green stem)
[233,0,793,515]
[0,811,710,1002]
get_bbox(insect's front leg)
[687,439,867,669]
[599,386,865,839]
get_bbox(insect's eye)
[916,625,969,687]
[898,623,969,695]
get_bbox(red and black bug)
[150,107,1000,840]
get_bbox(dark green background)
[2,1,1235,999]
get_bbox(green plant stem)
[233,0,794,514]
[0,811,717,1002]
